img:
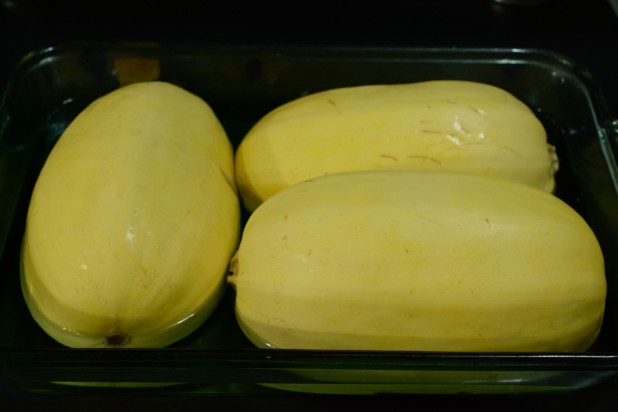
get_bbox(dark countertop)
[1,0,618,410]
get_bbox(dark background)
[1,0,618,120]
[1,0,618,410]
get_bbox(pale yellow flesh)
[235,80,557,211]
[21,81,240,348]
[230,170,606,352]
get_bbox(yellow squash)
[235,80,558,211]
[229,170,606,352]
[21,81,240,348]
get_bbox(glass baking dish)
[1,43,617,396]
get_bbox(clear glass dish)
[1,43,617,396]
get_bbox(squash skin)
[21,81,240,348]
[235,80,558,211]
[229,170,606,352]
